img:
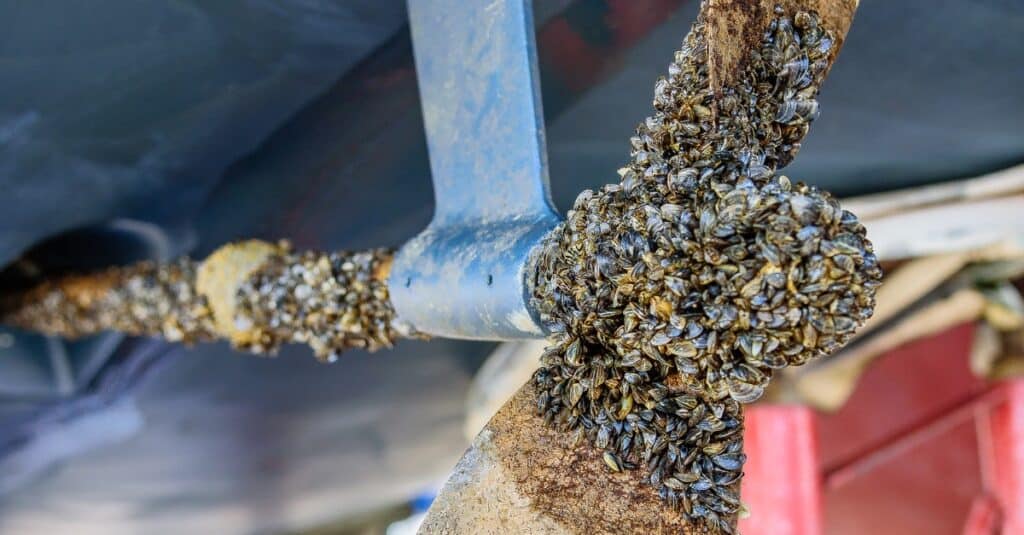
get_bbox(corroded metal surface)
[420,381,713,535]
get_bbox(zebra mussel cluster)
[233,246,413,361]
[531,7,881,532]
[2,258,217,343]
[1,242,417,361]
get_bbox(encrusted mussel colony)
[530,7,882,532]
[1,244,411,362]
[1,259,217,343]
[233,246,410,361]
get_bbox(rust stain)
[490,382,718,534]
[705,0,858,95]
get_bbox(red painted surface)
[818,323,987,533]
[817,323,986,470]
[739,406,822,535]
[961,496,1000,535]
[978,381,1024,534]
[741,324,1024,534]
[824,416,983,535]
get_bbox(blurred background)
[0,1,1022,533]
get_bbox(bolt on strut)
[1,0,875,532]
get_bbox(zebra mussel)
[2,258,217,343]
[234,245,412,362]
[531,6,881,531]
[2,242,416,362]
